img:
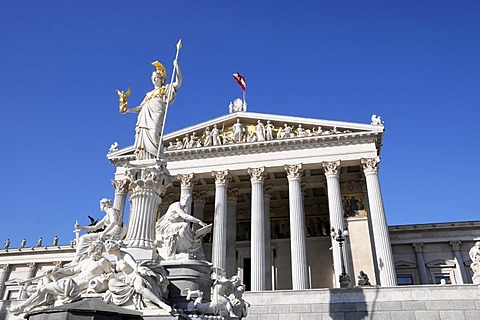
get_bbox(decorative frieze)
[361,157,380,175]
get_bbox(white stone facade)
[1,110,479,318]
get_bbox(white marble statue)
[155,195,208,260]
[11,240,112,315]
[120,59,182,160]
[371,114,384,126]
[212,124,222,146]
[232,119,245,143]
[103,240,173,314]
[247,129,257,142]
[108,142,119,153]
[20,238,27,249]
[189,270,249,320]
[204,127,212,147]
[469,242,480,283]
[265,120,274,141]
[72,198,126,263]
[255,120,265,141]
[182,134,189,149]
[276,127,284,139]
[296,124,306,137]
[4,239,10,250]
[36,237,43,247]
[283,123,294,138]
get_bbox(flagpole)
[156,39,182,160]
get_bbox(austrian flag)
[233,73,246,91]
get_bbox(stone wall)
[243,285,480,319]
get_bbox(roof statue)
[117,40,183,160]
[371,114,384,126]
[228,98,247,113]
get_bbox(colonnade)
[111,157,397,289]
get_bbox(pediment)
[426,259,456,268]
[395,260,417,268]
[107,111,384,164]
[162,111,384,152]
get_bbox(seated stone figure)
[10,240,112,315]
[103,240,173,314]
[72,198,126,263]
[155,195,208,260]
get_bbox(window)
[6,289,19,300]
[434,274,451,284]
[397,274,414,286]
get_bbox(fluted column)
[193,192,209,230]
[248,167,267,291]
[0,264,11,299]
[212,170,230,271]
[178,173,196,215]
[112,179,130,219]
[20,263,37,299]
[323,160,345,288]
[226,188,240,277]
[285,164,309,290]
[412,243,430,284]
[124,162,172,252]
[264,185,273,290]
[450,241,469,284]
[362,157,397,286]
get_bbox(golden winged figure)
[115,87,131,114]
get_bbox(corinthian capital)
[112,179,130,194]
[412,243,424,253]
[0,264,9,272]
[264,185,273,200]
[284,164,303,180]
[248,167,266,183]
[193,191,209,205]
[27,262,37,270]
[227,188,240,203]
[450,241,462,252]
[177,173,196,188]
[322,160,341,177]
[361,157,380,175]
[212,170,230,186]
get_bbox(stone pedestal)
[25,298,143,320]
[161,260,213,310]
[124,159,172,261]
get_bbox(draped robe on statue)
[134,85,176,159]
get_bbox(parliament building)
[1,103,479,319]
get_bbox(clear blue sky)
[1,1,479,247]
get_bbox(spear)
[157,39,182,160]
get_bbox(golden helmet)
[151,60,167,78]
